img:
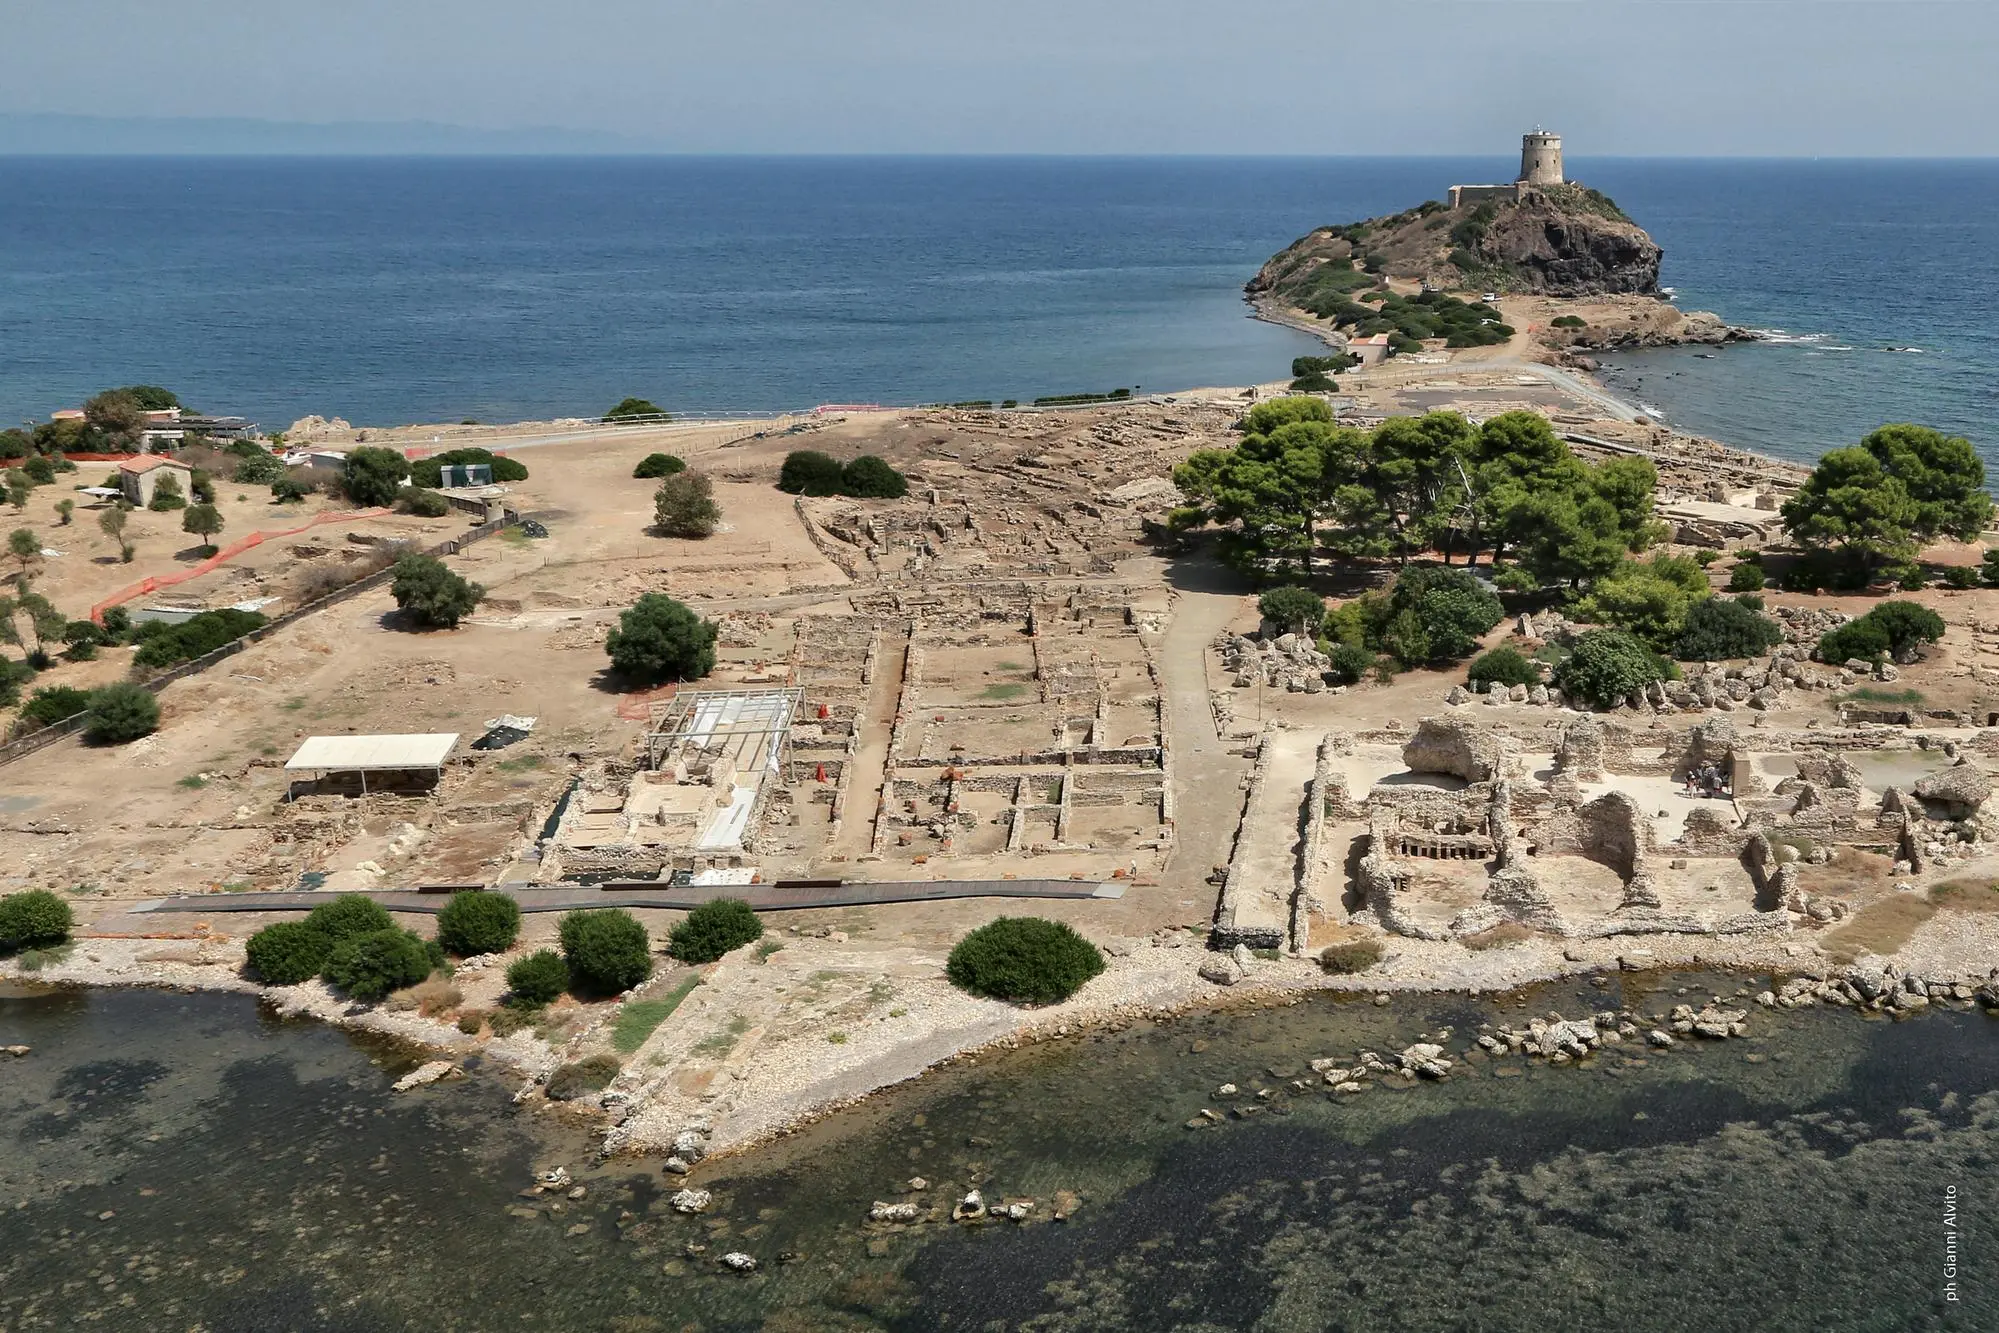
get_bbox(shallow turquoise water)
[2,976,1993,1330]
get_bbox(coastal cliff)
[1250,184,1663,305]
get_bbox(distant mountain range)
[0,112,650,155]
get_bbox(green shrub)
[1550,315,1588,329]
[303,893,395,943]
[606,593,717,684]
[342,446,411,506]
[1493,565,1539,595]
[652,470,721,538]
[84,682,160,744]
[131,608,267,669]
[1735,592,1766,612]
[1818,600,1944,664]
[405,447,528,487]
[17,685,90,730]
[1727,562,1766,592]
[1384,566,1504,663]
[604,398,667,421]
[1982,550,1999,588]
[320,928,435,1001]
[398,486,451,517]
[1942,565,1981,590]
[148,473,186,511]
[233,451,286,485]
[545,1053,621,1101]
[1817,618,1890,665]
[435,891,522,957]
[1467,646,1539,690]
[1325,642,1375,686]
[840,455,908,499]
[390,553,484,629]
[272,477,309,503]
[633,452,686,479]
[1780,548,1871,593]
[245,921,334,984]
[560,908,653,996]
[0,889,74,950]
[1692,549,1718,567]
[505,949,569,1006]
[1867,600,1946,655]
[1552,628,1669,710]
[1673,596,1783,662]
[666,898,763,964]
[1258,585,1325,635]
[1317,938,1383,974]
[944,917,1105,1005]
[777,450,846,496]
[1890,564,1927,592]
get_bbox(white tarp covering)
[285,733,460,773]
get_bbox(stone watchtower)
[1518,130,1563,186]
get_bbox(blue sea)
[1,156,1994,465]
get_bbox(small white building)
[117,455,195,508]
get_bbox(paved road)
[132,878,1124,916]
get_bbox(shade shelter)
[284,733,460,799]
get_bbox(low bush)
[1942,565,1981,590]
[1817,618,1890,665]
[435,890,522,957]
[666,898,763,964]
[777,450,846,496]
[1552,628,1670,710]
[560,908,654,996]
[84,682,160,744]
[489,1005,537,1036]
[1727,562,1765,592]
[945,917,1105,1005]
[131,608,267,669]
[506,948,569,1007]
[653,470,721,538]
[0,889,74,950]
[398,486,451,517]
[1467,646,1539,690]
[1817,599,1945,665]
[406,447,528,487]
[840,455,908,499]
[272,477,310,503]
[1258,585,1325,635]
[633,452,686,479]
[1982,550,1999,588]
[545,1053,621,1101]
[390,552,484,629]
[303,893,395,943]
[320,927,436,1002]
[244,921,334,984]
[1317,938,1383,974]
[17,685,90,730]
[1325,642,1375,686]
[1673,596,1783,662]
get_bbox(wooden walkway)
[132,878,1125,916]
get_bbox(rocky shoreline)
[22,913,1997,1168]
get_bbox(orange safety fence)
[90,506,392,623]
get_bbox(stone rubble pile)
[1447,640,1857,713]
[1219,632,1340,694]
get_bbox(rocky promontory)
[1250,184,1664,306]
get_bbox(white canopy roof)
[285,733,460,773]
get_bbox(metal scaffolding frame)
[643,687,804,777]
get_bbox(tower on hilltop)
[1519,130,1563,186]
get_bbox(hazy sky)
[7,0,1997,155]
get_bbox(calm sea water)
[1,156,1994,465]
[4,979,1994,1330]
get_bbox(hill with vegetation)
[1249,185,1663,310]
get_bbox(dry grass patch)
[1462,921,1537,951]
[386,974,463,1017]
[1820,895,1936,964]
[1930,879,1999,913]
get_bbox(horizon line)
[4,150,1999,162]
